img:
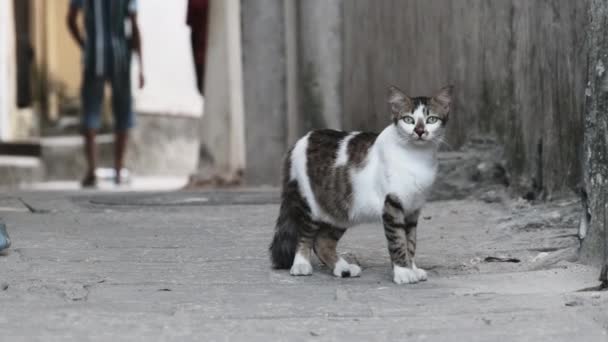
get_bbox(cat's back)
[287,129,378,224]
[290,129,378,182]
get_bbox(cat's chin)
[409,138,433,147]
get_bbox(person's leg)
[191,32,204,95]
[114,130,128,184]
[195,62,204,94]
[80,72,105,187]
[110,67,133,185]
[82,129,97,185]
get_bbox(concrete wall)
[580,0,608,270]
[0,0,13,140]
[0,0,32,141]
[241,0,343,185]
[134,0,203,117]
[241,0,288,185]
[41,113,200,179]
[291,0,343,141]
[196,0,245,180]
[31,0,81,120]
[342,0,588,195]
[241,0,587,192]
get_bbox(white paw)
[333,258,361,278]
[290,253,313,276]
[290,262,313,276]
[393,265,419,284]
[413,264,427,281]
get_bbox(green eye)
[426,116,440,124]
[403,116,415,124]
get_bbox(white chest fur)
[349,127,437,223]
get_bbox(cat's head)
[388,85,453,146]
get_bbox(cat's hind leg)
[313,224,361,278]
[270,179,317,276]
[270,180,306,270]
[290,219,320,276]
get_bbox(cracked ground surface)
[0,190,607,341]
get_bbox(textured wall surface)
[241,0,289,185]
[241,0,588,192]
[342,0,588,194]
[292,0,344,140]
[241,0,344,185]
[580,0,608,269]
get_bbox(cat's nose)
[414,127,425,137]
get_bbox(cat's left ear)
[388,85,413,120]
[430,85,454,117]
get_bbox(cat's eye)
[403,116,415,124]
[426,116,440,124]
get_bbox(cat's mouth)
[411,136,431,144]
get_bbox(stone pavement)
[0,190,606,341]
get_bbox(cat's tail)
[269,179,303,269]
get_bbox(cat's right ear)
[388,85,412,120]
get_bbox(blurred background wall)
[0,0,593,195]
[342,0,587,196]
[0,0,202,186]
[241,0,588,198]
[0,0,14,141]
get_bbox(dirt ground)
[0,137,606,341]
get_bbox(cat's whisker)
[435,137,453,150]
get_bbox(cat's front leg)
[382,194,425,284]
[405,211,427,281]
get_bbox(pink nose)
[414,127,425,137]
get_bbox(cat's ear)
[388,85,412,119]
[430,85,454,116]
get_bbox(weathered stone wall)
[241,0,343,185]
[342,0,588,195]
[241,0,288,185]
[241,0,588,193]
[197,0,245,181]
[580,0,608,271]
[291,0,343,141]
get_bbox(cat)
[269,85,453,284]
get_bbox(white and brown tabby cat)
[270,85,453,284]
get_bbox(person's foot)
[114,168,122,185]
[114,168,131,186]
[81,173,97,188]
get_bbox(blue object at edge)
[0,222,10,251]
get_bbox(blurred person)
[187,0,210,94]
[67,0,145,187]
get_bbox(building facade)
[0,0,204,178]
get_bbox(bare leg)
[114,130,128,184]
[81,129,97,187]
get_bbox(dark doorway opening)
[13,0,33,108]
